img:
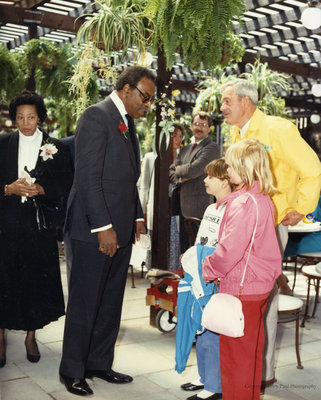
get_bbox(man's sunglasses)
[133,85,155,104]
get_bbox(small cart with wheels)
[146,269,183,333]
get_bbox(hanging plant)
[194,69,235,115]
[16,39,98,136]
[0,44,24,102]
[68,43,101,119]
[145,0,245,70]
[20,40,98,103]
[241,59,291,118]
[220,32,245,67]
[22,39,60,75]
[76,0,154,59]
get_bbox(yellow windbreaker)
[231,108,321,225]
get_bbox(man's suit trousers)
[59,239,132,378]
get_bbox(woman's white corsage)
[40,143,58,161]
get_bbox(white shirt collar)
[19,127,42,143]
[239,119,251,137]
[193,136,208,145]
[110,90,128,125]
[18,127,43,181]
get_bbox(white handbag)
[201,193,258,338]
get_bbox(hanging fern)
[20,40,98,102]
[17,39,99,136]
[0,45,24,102]
[145,0,245,70]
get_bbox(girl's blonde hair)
[204,158,235,191]
[225,139,276,194]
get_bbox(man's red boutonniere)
[118,122,128,139]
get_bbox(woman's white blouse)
[18,128,43,178]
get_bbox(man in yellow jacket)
[220,78,321,388]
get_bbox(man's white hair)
[221,79,258,105]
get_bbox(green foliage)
[15,39,99,136]
[135,118,155,154]
[194,69,235,114]
[144,0,245,70]
[241,59,291,118]
[77,0,154,59]
[68,43,101,119]
[0,44,24,102]
[45,97,77,138]
[21,40,99,104]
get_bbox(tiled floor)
[1,260,321,400]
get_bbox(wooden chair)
[278,294,304,369]
[184,217,201,245]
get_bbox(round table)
[286,220,321,292]
[288,222,321,233]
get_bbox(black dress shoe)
[85,369,133,384]
[0,354,5,368]
[181,382,204,391]
[187,393,222,400]
[25,340,41,363]
[26,351,41,363]
[0,339,6,368]
[60,373,93,396]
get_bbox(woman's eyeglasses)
[133,86,155,104]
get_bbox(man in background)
[169,112,220,251]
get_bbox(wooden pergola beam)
[0,5,84,32]
[241,52,321,80]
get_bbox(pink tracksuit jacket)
[203,182,282,296]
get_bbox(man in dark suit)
[169,112,220,250]
[59,66,156,396]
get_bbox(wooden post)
[151,48,172,271]
[149,49,172,326]
[25,24,38,91]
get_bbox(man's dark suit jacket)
[169,136,220,219]
[65,96,143,246]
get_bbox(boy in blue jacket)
[176,158,235,400]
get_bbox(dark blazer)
[169,136,220,219]
[65,96,143,247]
[0,130,73,224]
[61,135,75,165]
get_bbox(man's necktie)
[126,114,138,164]
[190,143,197,154]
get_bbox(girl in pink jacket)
[203,139,281,400]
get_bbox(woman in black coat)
[0,91,73,367]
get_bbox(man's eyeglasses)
[133,85,155,104]
[193,121,209,127]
